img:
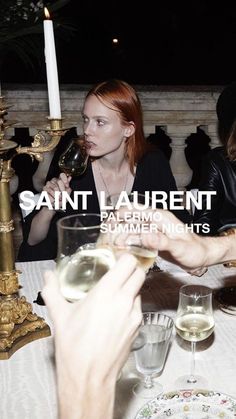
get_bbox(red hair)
[86,79,148,173]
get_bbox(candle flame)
[44,7,50,19]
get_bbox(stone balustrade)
[2,84,224,190]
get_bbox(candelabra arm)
[15,119,67,162]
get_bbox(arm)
[141,209,236,269]
[32,150,55,192]
[42,255,144,419]
[28,173,71,245]
[115,206,236,270]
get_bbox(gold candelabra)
[0,95,68,359]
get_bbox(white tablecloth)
[0,260,236,419]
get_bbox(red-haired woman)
[18,79,190,261]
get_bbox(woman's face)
[82,94,133,158]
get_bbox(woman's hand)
[43,173,72,208]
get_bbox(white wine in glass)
[175,284,214,388]
[58,136,89,177]
[57,214,115,301]
[112,244,157,272]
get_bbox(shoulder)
[205,146,226,162]
[203,147,235,172]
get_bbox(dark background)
[2,0,236,85]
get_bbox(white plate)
[135,389,236,418]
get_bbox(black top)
[18,150,191,261]
[193,146,236,235]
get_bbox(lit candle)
[43,7,61,119]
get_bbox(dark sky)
[2,0,236,85]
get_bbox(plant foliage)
[0,0,75,70]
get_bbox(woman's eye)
[97,119,105,126]
[82,116,89,123]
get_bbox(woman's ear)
[124,122,135,137]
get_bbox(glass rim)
[57,213,101,230]
[142,312,174,329]
[179,284,212,296]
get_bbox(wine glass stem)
[188,341,197,384]
[144,375,153,389]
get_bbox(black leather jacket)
[194,147,236,235]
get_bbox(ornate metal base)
[0,320,51,360]
[0,294,51,360]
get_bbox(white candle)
[43,8,61,119]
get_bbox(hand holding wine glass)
[43,172,72,211]
[175,284,214,388]
[105,192,158,273]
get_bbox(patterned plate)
[135,389,236,418]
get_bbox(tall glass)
[175,285,214,388]
[133,312,173,398]
[56,213,115,301]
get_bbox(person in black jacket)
[18,79,190,261]
[194,81,236,235]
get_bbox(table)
[0,260,236,419]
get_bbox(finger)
[46,187,58,199]
[100,254,138,289]
[42,270,68,321]
[49,178,59,187]
[122,266,145,297]
[131,295,142,329]
[60,173,71,187]
[188,267,208,277]
[57,179,68,192]
[44,180,60,194]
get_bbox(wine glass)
[105,192,159,273]
[175,285,214,388]
[58,135,89,177]
[57,213,146,352]
[133,312,174,398]
[56,213,116,301]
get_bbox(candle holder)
[0,96,70,359]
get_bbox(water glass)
[133,312,173,398]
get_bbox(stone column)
[204,123,220,149]
[166,124,197,190]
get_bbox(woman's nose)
[84,120,94,136]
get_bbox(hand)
[139,210,209,270]
[42,254,145,385]
[114,207,208,270]
[43,173,72,207]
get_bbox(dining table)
[1,259,236,419]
